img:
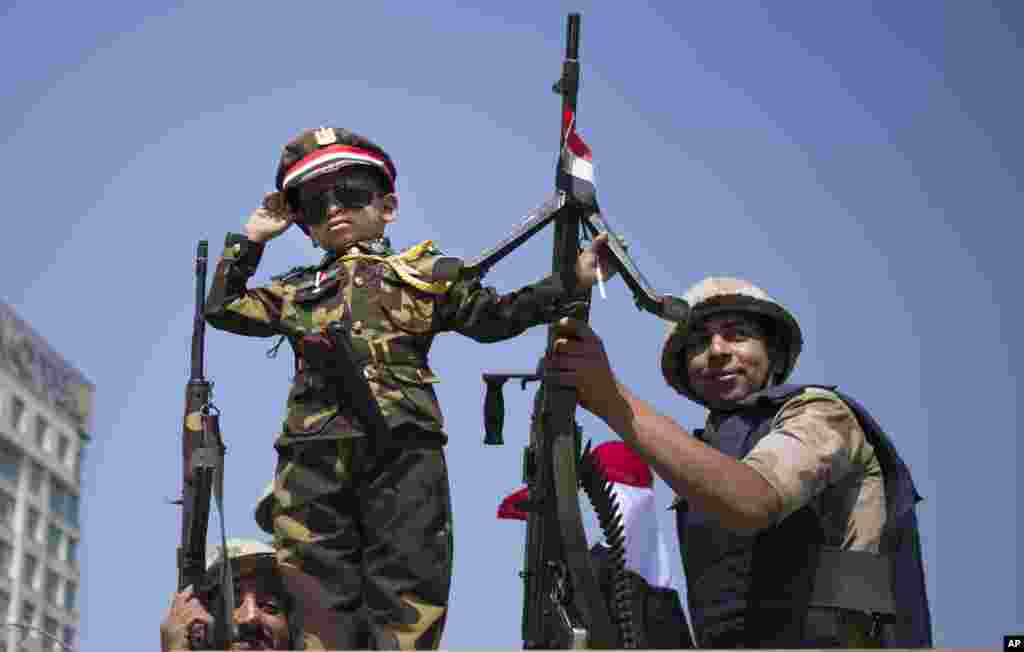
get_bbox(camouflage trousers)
[271,426,453,650]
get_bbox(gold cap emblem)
[314,127,336,146]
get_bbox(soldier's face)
[229,573,291,650]
[684,312,774,408]
[303,171,396,250]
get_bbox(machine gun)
[176,241,236,649]
[465,14,690,649]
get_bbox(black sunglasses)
[294,185,380,226]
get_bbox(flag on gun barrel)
[557,109,598,208]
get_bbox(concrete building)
[0,304,92,652]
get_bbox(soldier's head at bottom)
[204,539,302,650]
[161,538,327,651]
[661,277,803,410]
[274,126,400,253]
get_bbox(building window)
[44,570,59,607]
[0,491,14,529]
[0,589,9,621]
[65,537,77,566]
[56,436,69,465]
[42,615,57,652]
[34,415,47,449]
[0,441,20,486]
[29,461,43,495]
[61,626,74,649]
[0,540,12,577]
[73,449,83,483]
[48,480,60,515]
[20,600,34,625]
[67,493,79,528]
[48,480,78,528]
[63,580,76,612]
[25,507,40,542]
[46,525,61,558]
[21,553,37,589]
[8,396,25,432]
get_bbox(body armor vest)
[674,384,932,648]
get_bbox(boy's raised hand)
[244,192,296,244]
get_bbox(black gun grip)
[483,376,507,445]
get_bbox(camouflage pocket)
[380,365,444,426]
[284,400,341,438]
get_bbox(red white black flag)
[558,109,598,208]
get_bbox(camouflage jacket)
[205,233,578,443]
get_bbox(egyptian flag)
[497,441,675,590]
[558,109,598,209]
[497,486,531,521]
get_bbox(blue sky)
[1,1,1020,648]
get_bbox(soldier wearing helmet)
[545,277,931,648]
[159,538,330,651]
[204,127,612,649]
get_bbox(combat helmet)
[661,277,803,406]
[205,537,278,578]
[204,538,311,650]
[274,126,398,236]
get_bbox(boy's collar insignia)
[366,237,393,256]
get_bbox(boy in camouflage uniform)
[205,127,610,649]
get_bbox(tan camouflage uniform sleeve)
[436,274,577,342]
[742,387,874,525]
[204,232,290,337]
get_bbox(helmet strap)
[768,355,786,387]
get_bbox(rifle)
[299,320,393,443]
[469,14,689,649]
[177,240,235,649]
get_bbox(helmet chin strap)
[748,357,784,398]
[763,359,784,390]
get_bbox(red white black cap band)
[282,145,395,191]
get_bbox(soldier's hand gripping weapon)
[457,14,690,649]
[176,241,236,650]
